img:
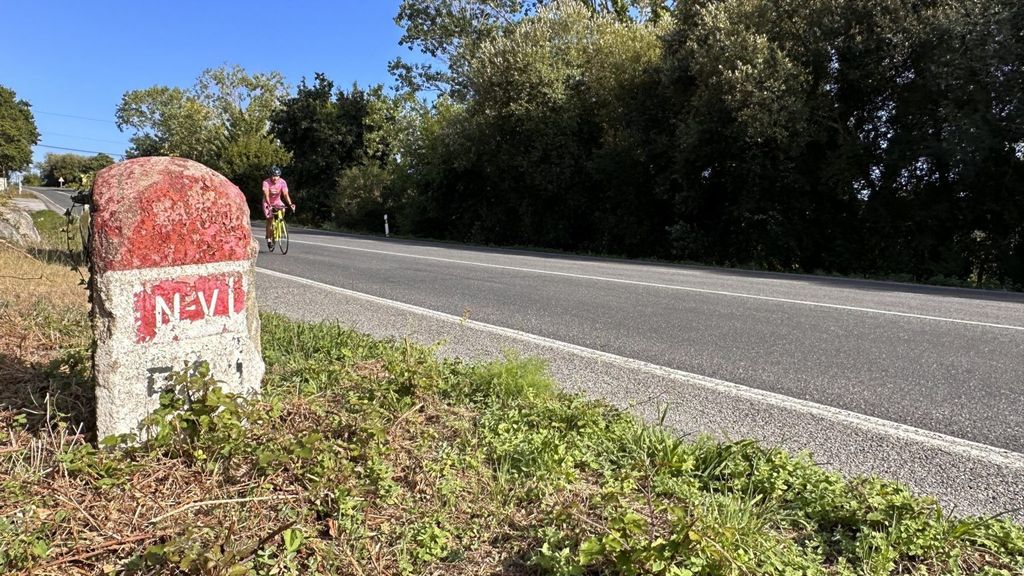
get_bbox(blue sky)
[1,0,416,165]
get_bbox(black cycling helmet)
[270,166,282,177]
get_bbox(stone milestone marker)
[90,157,264,439]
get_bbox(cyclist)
[262,166,295,250]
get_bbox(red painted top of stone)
[91,157,252,273]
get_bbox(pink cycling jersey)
[262,177,289,218]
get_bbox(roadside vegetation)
[34,152,115,189]
[33,208,88,260]
[2,233,1024,575]
[0,84,38,178]
[10,1,1019,290]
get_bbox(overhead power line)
[37,144,126,158]
[36,110,118,124]
[43,131,131,146]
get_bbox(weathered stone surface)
[0,203,41,245]
[91,157,252,274]
[90,157,264,439]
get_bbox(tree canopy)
[390,0,673,95]
[116,65,291,204]
[37,152,115,187]
[360,0,1023,287]
[269,74,374,225]
[138,0,1023,288]
[0,85,40,177]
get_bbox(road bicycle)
[268,205,292,254]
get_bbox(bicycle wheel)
[279,220,289,254]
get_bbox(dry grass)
[0,242,90,413]
[0,278,311,572]
[0,242,87,324]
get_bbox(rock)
[0,203,42,246]
[90,157,264,440]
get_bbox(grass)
[0,241,93,441]
[0,194,87,267]
[1,237,1023,574]
[30,209,87,265]
[0,188,40,199]
[31,210,72,247]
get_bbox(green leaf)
[282,527,304,553]
[31,539,50,559]
[578,537,604,565]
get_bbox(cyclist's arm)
[282,186,295,209]
[262,181,271,205]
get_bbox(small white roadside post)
[384,213,390,238]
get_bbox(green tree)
[85,153,116,173]
[391,0,672,95]
[37,152,114,187]
[864,0,1024,285]
[392,2,672,251]
[0,85,40,177]
[270,74,373,224]
[38,153,84,186]
[656,0,1024,284]
[116,86,217,162]
[116,65,291,205]
[660,0,844,270]
[389,0,1024,285]
[335,163,392,230]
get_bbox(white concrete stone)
[89,157,264,440]
[93,259,264,439]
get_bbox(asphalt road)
[26,186,79,213]
[253,227,1024,519]
[256,228,1024,451]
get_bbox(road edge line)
[29,190,67,214]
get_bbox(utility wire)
[36,110,118,124]
[42,131,131,146]
[37,144,125,158]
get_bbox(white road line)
[272,235,1024,332]
[257,267,1024,469]
[31,191,67,213]
[32,187,73,197]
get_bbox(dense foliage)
[283,0,1020,288]
[36,152,115,187]
[359,0,1022,287]
[115,65,291,208]
[0,85,40,177]
[269,74,373,226]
